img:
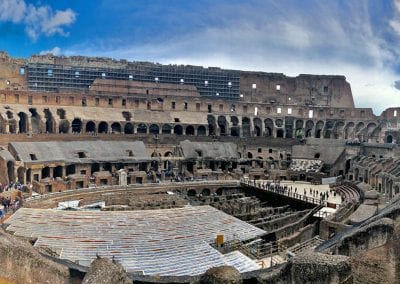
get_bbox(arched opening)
[386,135,393,143]
[85,121,96,133]
[368,123,379,141]
[44,109,54,133]
[208,115,216,136]
[314,153,320,159]
[110,122,121,133]
[8,120,16,134]
[242,117,251,137]
[137,123,147,134]
[149,124,159,135]
[18,112,28,133]
[344,122,355,139]
[218,116,227,136]
[197,125,206,136]
[98,121,109,133]
[6,111,13,119]
[29,108,41,134]
[26,168,31,183]
[231,116,240,137]
[174,125,183,135]
[17,167,24,183]
[276,129,284,138]
[201,188,211,196]
[41,167,50,179]
[315,121,324,138]
[162,124,172,134]
[253,118,262,137]
[59,120,69,133]
[53,166,63,178]
[71,118,82,133]
[333,121,345,139]
[345,159,351,174]
[7,161,14,183]
[186,125,195,135]
[164,151,173,157]
[247,152,253,159]
[124,123,134,134]
[187,189,197,197]
[264,118,274,137]
[216,188,224,196]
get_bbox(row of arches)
[60,120,208,135]
[2,109,381,140]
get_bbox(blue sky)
[1,0,400,114]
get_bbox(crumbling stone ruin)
[0,51,400,283]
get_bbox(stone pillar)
[118,169,127,186]
[249,118,254,137]
[62,166,66,178]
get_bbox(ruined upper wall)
[0,52,27,91]
[239,72,354,108]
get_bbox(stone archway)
[149,124,160,135]
[242,117,251,137]
[71,118,82,133]
[111,122,122,133]
[197,125,206,136]
[86,121,96,133]
[124,123,134,134]
[254,118,262,137]
[59,120,69,133]
[186,125,195,135]
[98,121,109,133]
[137,123,147,134]
[162,124,172,134]
[18,112,28,133]
[218,116,228,136]
[174,125,183,135]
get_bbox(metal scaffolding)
[27,62,241,100]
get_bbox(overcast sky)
[1,0,400,114]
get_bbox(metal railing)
[240,179,323,206]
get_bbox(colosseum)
[0,51,399,283]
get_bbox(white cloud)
[0,0,26,22]
[39,46,61,56]
[390,0,400,34]
[0,0,76,40]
